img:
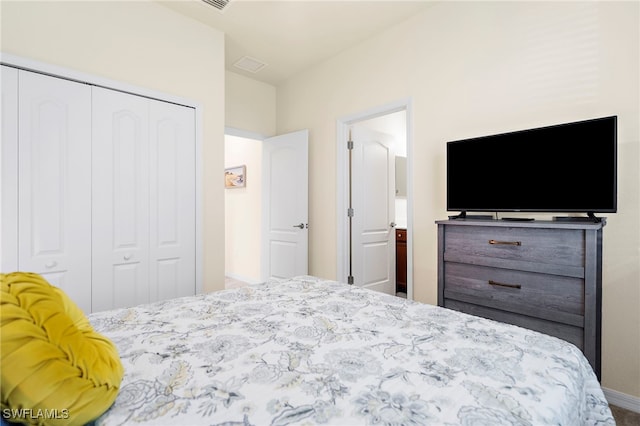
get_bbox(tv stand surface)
[554,212,604,223]
[449,213,493,220]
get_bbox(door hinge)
[347,275,354,285]
[347,208,354,217]
[347,140,354,150]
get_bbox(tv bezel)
[446,116,618,215]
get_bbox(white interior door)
[17,70,92,312]
[92,87,150,311]
[149,100,196,301]
[351,126,395,295]
[262,129,308,280]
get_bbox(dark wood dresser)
[436,219,604,379]
[395,228,407,294]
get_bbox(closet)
[1,65,196,313]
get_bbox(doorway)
[336,100,413,299]
[224,128,309,286]
[224,132,263,285]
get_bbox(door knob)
[45,261,57,269]
[390,222,397,228]
[293,223,305,229]
[124,254,132,261]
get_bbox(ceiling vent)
[201,0,231,12]
[233,56,268,74]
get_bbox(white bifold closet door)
[92,88,151,311]
[1,66,196,314]
[16,70,93,312]
[147,100,196,302]
[92,87,196,311]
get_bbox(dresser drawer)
[443,299,584,350]
[444,262,584,322]
[444,225,584,267]
[395,228,406,242]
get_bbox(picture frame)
[225,165,246,188]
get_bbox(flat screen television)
[447,116,617,219]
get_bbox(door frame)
[336,98,414,299]
[1,53,204,294]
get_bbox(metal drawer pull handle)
[489,239,521,246]
[488,280,522,289]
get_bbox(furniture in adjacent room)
[436,219,604,379]
[395,228,407,294]
[1,64,197,314]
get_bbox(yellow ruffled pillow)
[1,272,123,425]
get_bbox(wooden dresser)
[436,219,604,379]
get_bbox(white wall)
[226,70,277,137]
[1,0,226,293]
[225,135,262,283]
[277,1,639,399]
[224,71,276,283]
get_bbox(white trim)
[336,124,350,282]
[1,52,204,295]
[0,52,196,108]
[0,66,19,272]
[603,387,640,413]
[336,98,414,300]
[405,103,414,301]
[194,107,204,294]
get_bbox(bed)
[89,276,614,425]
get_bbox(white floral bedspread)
[90,276,614,425]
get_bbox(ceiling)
[158,0,434,86]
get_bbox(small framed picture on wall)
[225,165,246,188]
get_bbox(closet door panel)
[18,71,91,313]
[149,100,196,301]
[1,66,18,271]
[92,87,150,312]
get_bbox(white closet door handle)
[123,254,132,261]
[45,261,57,269]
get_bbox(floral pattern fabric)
[90,276,614,425]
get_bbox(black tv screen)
[447,116,617,214]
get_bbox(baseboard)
[225,272,262,285]
[603,387,640,413]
